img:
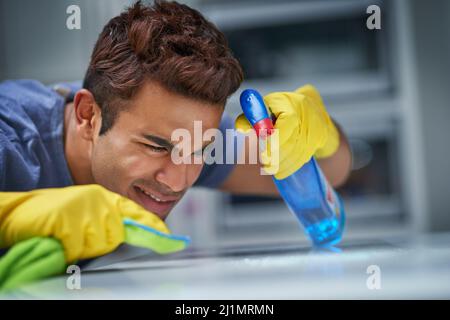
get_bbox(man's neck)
[64,102,95,185]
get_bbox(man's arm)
[219,122,352,196]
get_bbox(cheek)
[124,154,159,178]
[90,139,117,188]
[119,144,178,185]
[113,144,158,179]
[91,136,141,189]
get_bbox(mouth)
[131,185,178,219]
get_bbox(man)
[0,1,351,263]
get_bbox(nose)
[155,160,190,193]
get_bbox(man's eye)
[145,144,167,153]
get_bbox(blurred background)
[0,0,449,249]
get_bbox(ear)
[73,89,102,141]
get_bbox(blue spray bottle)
[240,89,346,247]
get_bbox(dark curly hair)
[83,0,243,135]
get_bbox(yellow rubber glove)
[235,84,340,180]
[0,184,170,263]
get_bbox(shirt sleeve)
[0,81,73,191]
[0,129,37,191]
[193,113,244,189]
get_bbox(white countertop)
[3,232,450,299]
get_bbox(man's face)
[90,81,223,220]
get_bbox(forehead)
[118,81,223,137]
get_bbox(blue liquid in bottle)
[240,89,346,247]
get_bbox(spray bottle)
[240,89,346,247]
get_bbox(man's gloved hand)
[0,184,170,263]
[235,84,340,179]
